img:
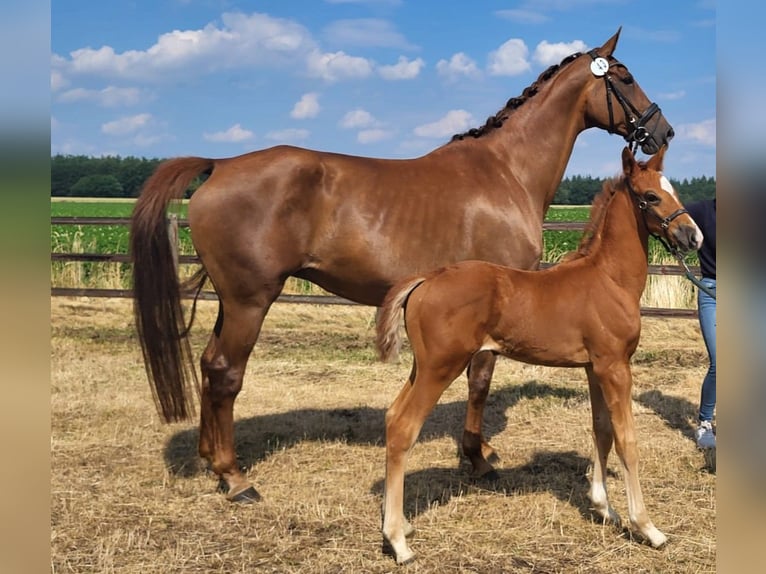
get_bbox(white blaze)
[659,174,677,198]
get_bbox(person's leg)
[696,278,716,448]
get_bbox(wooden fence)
[50,216,699,318]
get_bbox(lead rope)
[672,251,717,300]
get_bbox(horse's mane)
[450,52,583,142]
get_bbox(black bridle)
[588,50,664,154]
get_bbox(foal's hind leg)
[383,359,465,564]
[585,365,621,526]
[199,298,275,502]
[593,360,667,547]
[463,351,498,478]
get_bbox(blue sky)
[51,0,716,179]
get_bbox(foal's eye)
[622,74,634,85]
[644,192,660,204]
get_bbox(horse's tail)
[375,277,426,363]
[130,156,214,422]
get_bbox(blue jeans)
[697,278,716,422]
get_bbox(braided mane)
[450,52,583,142]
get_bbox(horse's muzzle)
[639,126,674,155]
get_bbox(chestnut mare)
[375,146,702,564]
[130,29,674,502]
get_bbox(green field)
[50,199,695,308]
[51,199,587,260]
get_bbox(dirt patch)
[51,298,715,573]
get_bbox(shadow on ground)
[637,389,715,473]
[164,380,586,477]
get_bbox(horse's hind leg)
[462,351,498,478]
[593,360,667,548]
[197,305,222,471]
[199,297,275,502]
[585,365,621,526]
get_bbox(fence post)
[167,213,179,272]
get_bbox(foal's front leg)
[595,361,667,547]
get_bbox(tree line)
[51,154,716,204]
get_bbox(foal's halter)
[626,177,688,253]
[626,178,717,300]
[588,50,663,153]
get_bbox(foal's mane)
[450,52,583,141]
[569,159,652,258]
[573,176,619,257]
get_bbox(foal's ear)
[621,146,637,176]
[599,27,622,57]
[646,145,667,172]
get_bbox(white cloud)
[325,0,403,5]
[488,38,530,76]
[677,118,716,146]
[533,40,587,66]
[436,53,480,82]
[265,128,310,143]
[659,90,686,101]
[53,12,315,82]
[306,49,374,82]
[101,113,153,135]
[51,69,68,92]
[203,123,255,143]
[494,9,548,24]
[357,129,393,144]
[291,93,320,119]
[414,110,474,138]
[57,86,145,107]
[322,18,415,50]
[378,56,424,80]
[340,109,378,129]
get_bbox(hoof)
[382,538,416,565]
[475,469,500,483]
[228,485,262,503]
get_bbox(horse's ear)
[621,146,636,176]
[646,145,667,172]
[599,27,622,57]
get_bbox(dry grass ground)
[51,298,715,573]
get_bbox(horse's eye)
[645,192,660,205]
[622,74,634,85]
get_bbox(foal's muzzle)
[671,222,704,254]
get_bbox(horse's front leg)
[462,351,498,478]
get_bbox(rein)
[626,178,717,300]
[588,50,663,153]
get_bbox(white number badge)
[590,57,609,77]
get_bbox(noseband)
[626,177,688,253]
[588,50,663,152]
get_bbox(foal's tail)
[130,156,214,422]
[375,277,426,362]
